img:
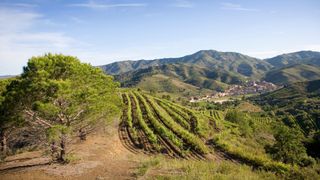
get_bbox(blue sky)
[0,0,320,75]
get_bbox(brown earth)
[0,120,148,180]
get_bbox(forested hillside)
[251,79,320,158]
[101,50,320,95]
[101,50,271,77]
[115,63,238,92]
[263,64,320,84]
[265,51,320,68]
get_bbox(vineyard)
[119,91,211,160]
[119,91,295,174]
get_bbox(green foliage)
[134,91,184,150]
[213,134,291,174]
[0,54,121,159]
[266,126,311,165]
[159,98,202,135]
[225,110,253,137]
[158,101,190,130]
[161,94,171,100]
[252,79,320,135]
[64,153,81,163]
[134,158,160,177]
[305,131,320,158]
[131,92,158,144]
[144,156,279,180]
[123,93,133,128]
[47,125,70,142]
[145,94,208,154]
[0,78,13,105]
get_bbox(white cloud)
[69,1,147,9]
[0,7,84,75]
[0,8,41,33]
[220,2,259,12]
[172,0,194,8]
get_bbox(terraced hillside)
[119,91,209,160]
[118,91,296,175]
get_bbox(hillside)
[0,75,15,79]
[265,51,320,68]
[115,63,243,93]
[101,50,271,78]
[251,79,320,137]
[263,64,320,84]
[1,54,320,179]
[101,50,320,93]
[254,79,320,101]
[102,50,273,94]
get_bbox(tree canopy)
[0,54,122,160]
[266,125,312,165]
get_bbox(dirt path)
[0,120,146,180]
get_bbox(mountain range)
[100,50,320,94]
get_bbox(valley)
[101,50,320,101]
[0,52,320,180]
[1,1,319,179]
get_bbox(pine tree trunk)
[0,131,7,155]
[79,129,86,141]
[50,141,58,160]
[58,134,66,162]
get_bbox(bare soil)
[0,120,147,180]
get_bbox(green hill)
[252,79,320,135]
[101,50,271,78]
[265,51,320,68]
[263,64,320,85]
[115,63,243,93]
[102,50,272,94]
[255,79,320,100]
[101,50,320,93]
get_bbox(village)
[190,81,280,103]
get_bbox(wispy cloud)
[172,0,194,8]
[0,7,86,75]
[0,8,41,33]
[69,1,147,9]
[220,2,259,12]
[0,3,38,8]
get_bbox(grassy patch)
[134,157,160,177]
[149,157,278,180]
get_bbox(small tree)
[0,54,121,162]
[0,78,21,155]
[266,126,309,165]
[225,110,253,137]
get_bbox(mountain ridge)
[100,50,320,93]
[100,49,271,76]
[265,50,320,68]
